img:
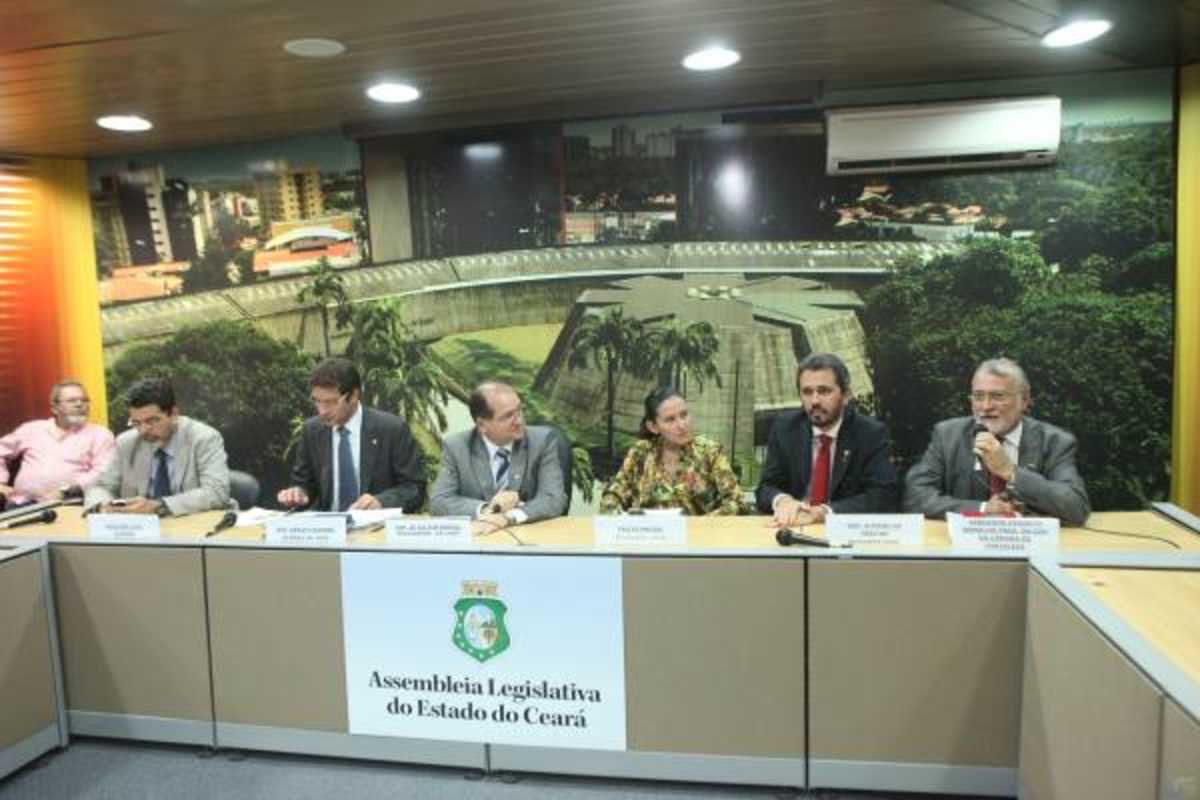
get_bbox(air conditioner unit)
[825,96,1061,175]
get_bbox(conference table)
[1,507,1198,799]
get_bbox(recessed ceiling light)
[96,115,153,132]
[682,46,741,72]
[1041,19,1112,48]
[283,38,347,58]
[366,82,421,104]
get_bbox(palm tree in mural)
[566,306,654,469]
[647,319,722,396]
[295,257,351,357]
[344,299,452,437]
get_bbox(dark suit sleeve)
[829,419,899,513]
[289,422,322,506]
[755,419,794,513]
[372,416,426,513]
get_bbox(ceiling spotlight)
[682,46,741,72]
[96,115,153,132]
[1041,19,1112,48]
[366,82,421,104]
[283,38,347,58]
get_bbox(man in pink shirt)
[0,380,116,507]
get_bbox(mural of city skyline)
[88,134,366,305]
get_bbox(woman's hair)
[639,385,682,439]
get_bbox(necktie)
[808,434,832,506]
[337,427,358,511]
[495,448,511,489]
[988,435,1009,496]
[151,449,171,499]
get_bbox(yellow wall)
[1175,64,1200,513]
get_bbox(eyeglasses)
[968,391,1015,404]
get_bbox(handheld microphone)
[775,527,831,548]
[205,510,238,538]
[4,509,57,529]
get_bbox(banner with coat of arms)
[341,552,626,749]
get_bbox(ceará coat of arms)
[452,579,510,662]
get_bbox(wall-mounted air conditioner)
[825,96,1061,175]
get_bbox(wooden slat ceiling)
[0,0,1195,158]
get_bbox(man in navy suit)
[756,353,899,527]
[277,358,425,512]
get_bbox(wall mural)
[90,70,1175,511]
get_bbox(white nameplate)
[826,514,924,546]
[264,514,347,545]
[947,513,1060,555]
[386,517,473,548]
[88,514,161,541]
[594,515,688,547]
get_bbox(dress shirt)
[772,416,844,512]
[145,437,178,498]
[0,419,115,504]
[480,434,528,524]
[332,403,364,508]
[977,421,1022,509]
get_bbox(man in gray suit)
[431,381,565,529]
[904,358,1090,526]
[86,377,231,516]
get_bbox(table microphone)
[4,509,57,529]
[205,511,239,538]
[775,527,831,548]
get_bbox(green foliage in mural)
[863,238,1172,509]
[105,321,315,500]
[296,257,352,357]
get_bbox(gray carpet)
[0,739,949,799]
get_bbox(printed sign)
[386,518,474,549]
[264,514,347,545]
[593,515,687,548]
[87,513,161,541]
[947,513,1060,555]
[342,553,626,749]
[826,514,924,546]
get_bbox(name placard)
[88,514,161,541]
[594,515,687,548]
[386,517,473,549]
[826,514,924,547]
[947,513,1060,555]
[264,514,347,545]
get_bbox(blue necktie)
[151,449,171,499]
[495,448,510,489]
[337,427,358,511]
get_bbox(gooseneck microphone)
[4,509,57,529]
[205,511,239,538]
[775,527,831,548]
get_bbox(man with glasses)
[277,357,425,512]
[0,380,115,507]
[85,377,231,516]
[430,380,565,529]
[904,357,1090,525]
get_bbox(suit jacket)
[290,406,425,512]
[430,425,566,522]
[903,415,1091,526]
[755,407,899,514]
[84,416,231,516]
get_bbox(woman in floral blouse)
[599,386,743,515]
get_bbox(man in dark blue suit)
[277,358,425,512]
[756,353,899,527]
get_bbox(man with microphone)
[903,357,1090,525]
[430,381,565,531]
